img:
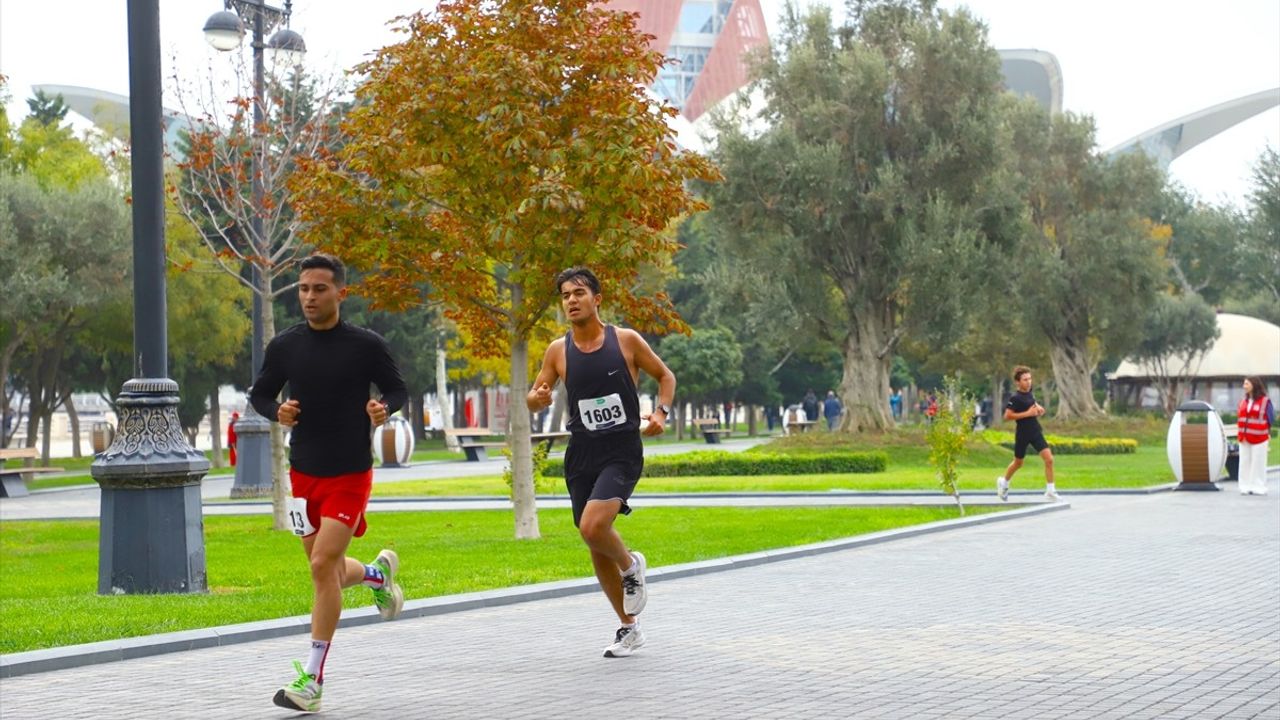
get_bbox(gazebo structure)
[1109,313,1280,414]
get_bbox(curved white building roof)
[1112,313,1280,380]
[1106,88,1280,167]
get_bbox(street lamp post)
[90,0,211,595]
[203,0,305,499]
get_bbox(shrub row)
[543,450,888,478]
[984,431,1138,455]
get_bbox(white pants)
[1238,440,1270,495]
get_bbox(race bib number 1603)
[578,393,627,431]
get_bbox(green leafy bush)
[926,383,974,514]
[543,450,887,478]
[981,430,1137,455]
[502,441,557,496]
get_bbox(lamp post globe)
[268,28,307,67]
[202,10,245,51]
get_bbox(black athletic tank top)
[565,325,641,437]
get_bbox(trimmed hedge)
[543,450,888,478]
[983,431,1137,455]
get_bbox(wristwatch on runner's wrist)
[655,404,671,417]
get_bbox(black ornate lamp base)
[91,378,211,594]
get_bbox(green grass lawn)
[0,505,1003,653]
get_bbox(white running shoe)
[603,624,646,658]
[272,660,322,713]
[996,477,1009,502]
[1044,488,1061,502]
[621,551,647,616]
[371,549,404,620]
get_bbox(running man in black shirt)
[526,267,676,659]
[249,254,409,713]
[996,365,1058,502]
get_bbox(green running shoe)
[371,548,404,620]
[272,660,322,713]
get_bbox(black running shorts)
[1014,427,1050,459]
[563,432,644,527]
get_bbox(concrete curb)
[0,502,1068,678]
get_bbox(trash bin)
[1166,400,1225,492]
[373,416,414,468]
[91,421,116,454]
[1224,439,1240,481]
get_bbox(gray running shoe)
[603,624,646,658]
[621,551,647,616]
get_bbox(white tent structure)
[1110,314,1280,413]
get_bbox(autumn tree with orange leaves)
[291,0,718,539]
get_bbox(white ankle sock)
[305,639,329,679]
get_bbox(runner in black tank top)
[566,324,643,435]
[527,267,677,659]
[564,324,645,525]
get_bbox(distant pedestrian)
[925,394,938,424]
[227,412,239,466]
[823,391,842,430]
[1237,376,1273,496]
[996,366,1058,502]
[889,389,902,421]
[802,390,820,427]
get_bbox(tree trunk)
[747,404,757,436]
[1,390,22,448]
[837,312,894,432]
[66,395,82,458]
[675,403,685,441]
[262,289,288,531]
[509,330,540,540]
[436,338,456,448]
[1048,334,1103,419]
[209,389,224,469]
[40,410,53,462]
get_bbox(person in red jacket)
[227,411,240,466]
[1237,376,1274,496]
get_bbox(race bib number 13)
[578,393,627,431]
[285,496,315,537]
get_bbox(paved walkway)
[1,475,1276,719]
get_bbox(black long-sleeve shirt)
[249,320,407,476]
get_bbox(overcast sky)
[2,0,1276,205]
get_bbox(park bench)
[0,447,66,498]
[691,418,732,444]
[530,431,571,453]
[444,428,507,462]
[783,409,816,435]
[444,429,574,461]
